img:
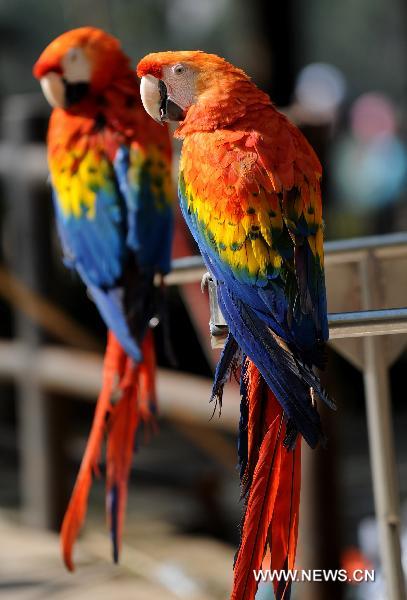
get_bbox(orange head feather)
[137,50,249,96]
[137,51,270,135]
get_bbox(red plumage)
[61,331,157,570]
[232,360,301,600]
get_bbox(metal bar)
[206,272,407,347]
[324,231,407,254]
[328,307,407,338]
[0,342,240,432]
[165,256,206,286]
[359,255,406,600]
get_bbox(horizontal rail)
[328,308,407,339]
[209,307,407,348]
[324,232,407,254]
[0,143,47,180]
[0,342,239,431]
[165,256,206,285]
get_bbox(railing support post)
[360,254,406,599]
[2,95,54,528]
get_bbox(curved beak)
[39,72,90,109]
[40,72,65,108]
[140,74,185,123]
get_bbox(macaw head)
[33,27,129,109]
[137,51,252,129]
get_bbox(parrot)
[33,28,173,570]
[137,51,334,600]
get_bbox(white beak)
[140,75,162,123]
[40,73,65,108]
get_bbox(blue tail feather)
[217,282,331,448]
[109,485,119,564]
[84,277,142,362]
[210,332,240,411]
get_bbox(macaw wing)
[50,138,173,361]
[254,121,328,348]
[113,141,173,275]
[180,125,328,347]
[179,126,331,446]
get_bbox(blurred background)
[0,0,406,599]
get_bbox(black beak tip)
[158,79,185,122]
[165,99,185,122]
[64,81,90,107]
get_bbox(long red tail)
[232,359,302,600]
[106,328,157,562]
[60,329,156,571]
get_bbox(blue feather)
[238,357,249,479]
[108,485,119,563]
[82,277,142,362]
[178,181,333,447]
[114,146,173,274]
[52,144,172,361]
[210,332,240,410]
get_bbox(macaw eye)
[66,48,79,63]
[61,47,91,84]
[173,63,185,75]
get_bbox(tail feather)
[211,332,240,412]
[137,329,157,423]
[60,330,157,571]
[61,331,125,571]
[106,329,157,561]
[241,363,264,498]
[106,363,139,563]
[231,359,302,600]
[268,438,302,599]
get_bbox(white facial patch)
[162,64,197,110]
[61,47,91,83]
[40,72,65,108]
[140,75,162,122]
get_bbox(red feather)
[105,363,139,562]
[232,360,302,600]
[106,329,156,561]
[268,439,302,599]
[60,330,157,570]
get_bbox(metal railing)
[167,231,407,600]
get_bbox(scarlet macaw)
[33,28,173,570]
[137,51,334,600]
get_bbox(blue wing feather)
[113,146,173,274]
[179,181,332,446]
[52,143,172,362]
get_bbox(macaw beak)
[140,74,185,123]
[39,72,90,109]
[39,72,66,108]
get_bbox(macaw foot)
[201,271,212,293]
